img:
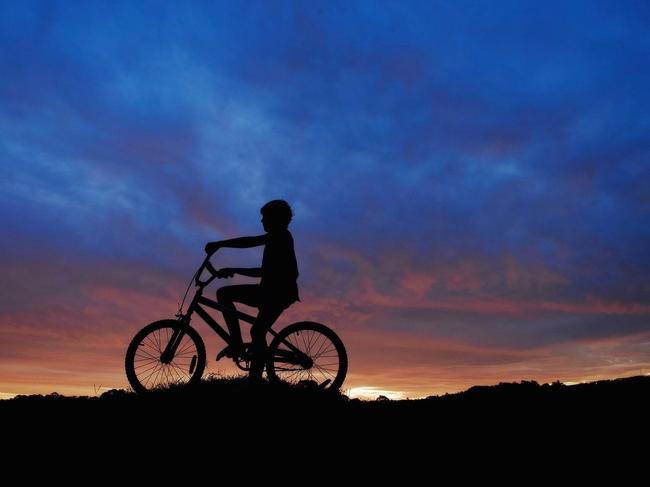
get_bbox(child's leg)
[249,305,286,380]
[216,284,261,348]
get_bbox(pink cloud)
[2,241,649,397]
[307,242,647,316]
[400,272,437,297]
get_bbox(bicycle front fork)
[160,320,188,364]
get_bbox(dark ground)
[4,376,646,482]
[3,375,649,435]
[3,375,649,473]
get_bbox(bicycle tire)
[266,321,347,391]
[125,319,206,394]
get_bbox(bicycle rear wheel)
[266,321,347,391]
[125,319,206,394]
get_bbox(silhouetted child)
[205,199,300,381]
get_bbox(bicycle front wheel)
[267,321,347,391]
[125,319,206,394]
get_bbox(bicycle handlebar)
[195,252,218,287]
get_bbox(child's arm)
[205,235,266,254]
[218,267,262,278]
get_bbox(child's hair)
[261,200,293,227]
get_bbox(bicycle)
[125,252,348,393]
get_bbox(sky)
[1,0,650,399]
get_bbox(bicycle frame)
[160,255,305,367]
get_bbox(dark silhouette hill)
[3,375,649,456]
[5,376,644,478]
[4,375,649,427]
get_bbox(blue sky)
[1,0,649,397]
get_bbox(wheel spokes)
[272,329,341,387]
[133,330,199,389]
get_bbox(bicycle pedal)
[216,346,231,361]
[216,344,243,361]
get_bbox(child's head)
[261,200,293,231]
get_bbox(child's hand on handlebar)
[205,242,221,254]
[216,268,235,278]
